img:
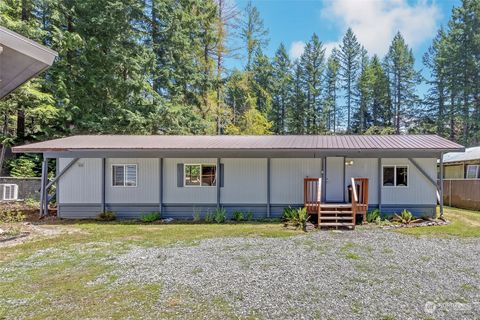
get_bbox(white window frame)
[466,164,480,179]
[382,165,409,188]
[184,163,217,187]
[2,184,18,200]
[111,164,137,187]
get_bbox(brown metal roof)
[12,135,464,153]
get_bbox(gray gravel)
[104,229,480,319]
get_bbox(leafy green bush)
[141,212,161,222]
[393,209,421,224]
[0,210,26,223]
[204,211,214,223]
[366,209,380,223]
[214,207,226,223]
[245,211,254,221]
[283,207,310,231]
[96,211,116,221]
[232,210,244,222]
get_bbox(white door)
[325,157,344,202]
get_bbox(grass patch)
[0,222,296,318]
[396,207,480,237]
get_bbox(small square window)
[383,165,408,187]
[466,165,479,179]
[112,164,137,187]
[184,164,216,187]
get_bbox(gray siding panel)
[105,158,159,204]
[270,158,322,204]
[58,158,102,204]
[220,158,267,204]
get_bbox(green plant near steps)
[245,211,254,221]
[394,209,422,224]
[96,211,116,221]
[232,210,244,222]
[204,211,214,223]
[366,209,380,223]
[283,207,310,231]
[214,207,226,223]
[141,212,161,223]
[282,207,296,222]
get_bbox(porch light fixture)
[345,160,354,166]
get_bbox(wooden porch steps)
[319,222,355,227]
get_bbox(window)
[184,164,216,186]
[383,166,408,187]
[466,165,479,179]
[112,164,137,187]
[2,184,18,200]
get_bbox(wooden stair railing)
[351,177,369,223]
[304,178,321,215]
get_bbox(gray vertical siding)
[57,156,438,219]
[105,158,159,204]
[58,158,102,204]
[220,158,267,204]
[270,158,322,204]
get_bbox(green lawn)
[0,222,296,319]
[396,206,480,237]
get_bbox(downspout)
[378,158,382,212]
[439,152,444,219]
[266,158,271,218]
[101,158,106,213]
[159,158,163,214]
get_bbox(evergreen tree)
[239,1,268,70]
[271,43,292,134]
[353,48,373,133]
[251,49,273,115]
[370,55,392,127]
[337,28,361,132]
[324,50,340,133]
[299,33,326,134]
[384,32,421,134]
[288,62,306,134]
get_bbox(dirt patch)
[0,222,80,248]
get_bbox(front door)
[325,157,344,202]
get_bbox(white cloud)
[289,41,306,60]
[321,0,441,56]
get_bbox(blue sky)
[228,0,461,78]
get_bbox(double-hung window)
[383,165,408,187]
[112,164,137,187]
[185,164,216,186]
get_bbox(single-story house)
[440,146,480,179]
[0,26,57,98]
[13,135,463,220]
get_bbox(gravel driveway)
[104,229,480,319]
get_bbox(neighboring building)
[441,146,480,179]
[13,135,463,219]
[0,26,57,98]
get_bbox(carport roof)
[0,26,57,99]
[13,134,464,153]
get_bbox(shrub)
[282,207,296,221]
[193,211,201,222]
[283,207,310,231]
[245,211,254,221]
[366,209,380,223]
[141,212,161,223]
[204,211,214,223]
[214,207,226,223]
[232,210,244,222]
[0,210,26,223]
[393,209,421,224]
[96,211,116,221]
[8,156,39,177]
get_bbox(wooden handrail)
[351,177,358,203]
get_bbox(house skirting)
[57,203,436,219]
